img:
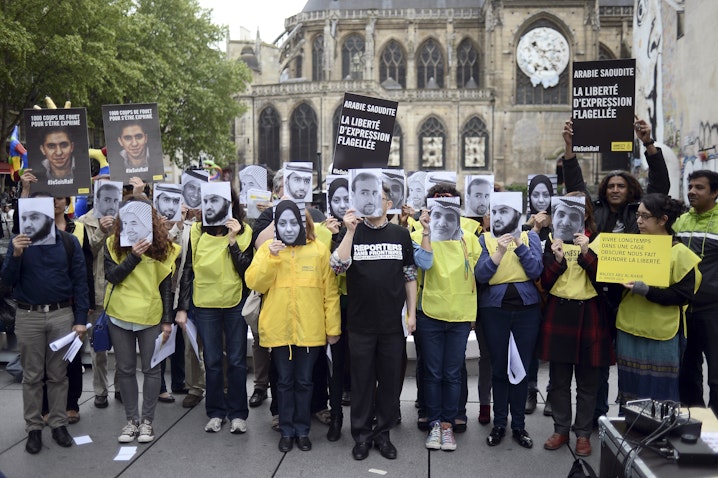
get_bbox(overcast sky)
[198,0,306,42]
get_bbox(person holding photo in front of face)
[119,201,153,247]
[538,192,611,458]
[350,170,383,218]
[475,191,542,450]
[104,197,180,444]
[328,178,350,221]
[174,188,254,435]
[246,200,340,453]
[411,185,480,452]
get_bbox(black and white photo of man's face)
[491,205,521,236]
[431,206,461,241]
[21,211,54,243]
[156,193,180,220]
[96,186,121,217]
[552,203,583,242]
[203,194,230,225]
[183,180,202,208]
[286,172,311,200]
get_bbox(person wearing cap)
[154,184,182,221]
[475,194,542,450]
[331,183,417,461]
[285,163,312,201]
[246,201,340,453]
[175,189,254,435]
[538,192,610,457]
[411,185,480,452]
[104,197,180,444]
[2,197,89,454]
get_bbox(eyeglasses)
[635,212,654,220]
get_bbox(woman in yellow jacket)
[104,198,180,444]
[246,200,341,453]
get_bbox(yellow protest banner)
[595,233,672,287]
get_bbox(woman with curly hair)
[104,197,180,443]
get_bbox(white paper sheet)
[114,446,137,461]
[62,337,83,362]
[507,332,526,384]
[49,331,77,351]
[150,324,177,368]
[73,435,92,445]
[184,319,201,361]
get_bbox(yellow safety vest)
[104,238,180,325]
[616,243,702,340]
[482,231,531,285]
[547,238,597,300]
[190,222,252,308]
[412,230,480,322]
[71,222,84,247]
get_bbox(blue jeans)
[416,311,471,425]
[480,306,540,430]
[272,346,321,437]
[192,302,248,420]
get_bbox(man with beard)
[203,194,231,226]
[351,172,382,217]
[21,209,55,246]
[491,204,521,237]
[284,163,313,202]
[154,184,182,221]
[467,177,492,218]
[2,198,89,455]
[95,183,121,218]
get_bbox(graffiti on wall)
[634,0,663,142]
[680,121,718,203]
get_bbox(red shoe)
[575,436,592,456]
[478,405,491,425]
[543,433,569,450]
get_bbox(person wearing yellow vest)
[104,197,180,444]
[616,193,701,405]
[246,201,340,453]
[412,187,481,452]
[174,190,253,435]
[32,194,94,427]
[475,201,543,449]
[538,193,612,458]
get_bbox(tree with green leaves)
[1,0,250,169]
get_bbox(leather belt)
[16,300,72,312]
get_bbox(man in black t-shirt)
[331,184,417,461]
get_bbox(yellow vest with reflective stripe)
[548,240,597,300]
[412,230,480,322]
[483,232,531,285]
[104,238,180,325]
[190,222,252,308]
[616,243,702,340]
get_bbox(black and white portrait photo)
[407,171,427,210]
[464,175,493,218]
[274,200,306,246]
[201,182,232,227]
[527,174,557,215]
[119,200,153,247]
[382,169,405,214]
[283,162,313,203]
[18,197,56,246]
[425,171,457,194]
[181,170,209,209]
[490,192,524,238]
[349,169,383,218]
[326,175,350,220]
[153,183,182,221]
[239,164,267,205]
[93,180,123,219]
[551,196,585,243]
[427,197,462,242]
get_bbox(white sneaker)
[118,420,139,443]
[230,418,247,434]
[425,421,441,450]
[440,424,457,451]
[204,417,225,433]
[137,419,155,443]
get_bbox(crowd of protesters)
[2,118,718,464]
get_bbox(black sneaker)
[525,390,537,414]
[512,428,533,449]
[486,426,505,446]
[94,395,109,408]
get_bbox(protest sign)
[102,103,164,183]
[332,93,398,174]
[23,108,92,197]
[596,233,672,287]
[571,59,636,154]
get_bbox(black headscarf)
[273,200,306,246]
[527,174,554,215]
